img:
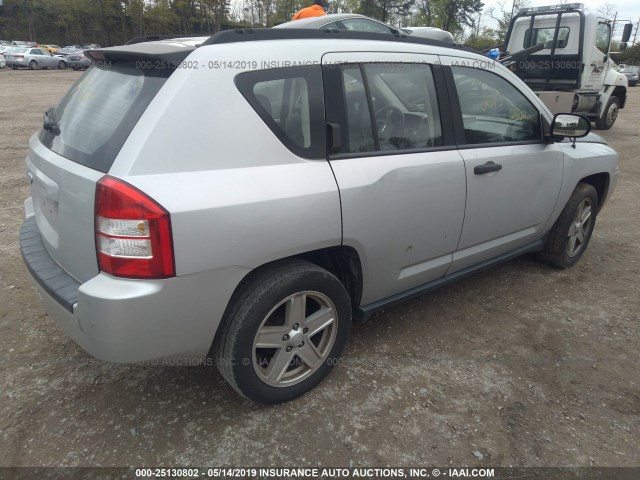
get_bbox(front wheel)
[57,60,67,69]
[538,183,598,268]
[214,260,352,404]
[595,96,619,130]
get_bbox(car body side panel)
[124,164,342,277]
[330,151,467,304]
[450,144,564,273]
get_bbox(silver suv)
[21,29,619,403]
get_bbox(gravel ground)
[0,69,638,468]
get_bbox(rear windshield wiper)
[43,108,61,136]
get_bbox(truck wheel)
[595,96,619,130]
[214,260,352,404]
[538,183,598,269]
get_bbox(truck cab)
[504,3,629,129]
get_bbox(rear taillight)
[16,55,24,58]
[95,176,175,279]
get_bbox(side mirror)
[551,113,591,147]
[622,23,633,43]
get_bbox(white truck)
[503,3,632,129]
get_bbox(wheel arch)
[293,246,363,313]
[223,246,363,321]
[579,172,609,212]
[611,86,627,109]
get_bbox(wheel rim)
[566,198,593,257]
[607,103,618,127]
[30,61,36,69]
[252,291,337,388]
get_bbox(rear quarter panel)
[109,43,342,277]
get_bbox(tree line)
[0,0,489,47]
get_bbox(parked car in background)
[5,47,66,69]
[65,51,91,70]
[0,54,5,69]
[40,44,61,54]
[276,13,401,34]
[56,46,83,57]
[0,40,12,46]
[403,26,455,44]
[12,40,31,46]
[620,66,639,86]
[82,43,101,49]
[277,14,456,44]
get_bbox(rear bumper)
[6,59,29,68]
[21,213,250,363]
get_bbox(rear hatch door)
[27,45,190,282]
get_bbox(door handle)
[474,161,502,175]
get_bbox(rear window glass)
[39,63,170,173]
[524,27,570,49]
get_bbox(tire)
[214,260,352,404]
[57,60,66,69]
[29,60,37,70]
[595,96,619,130]
[538,183,598,269]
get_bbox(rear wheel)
[214,260,352,404]
[538,183,598,268]
[29,60,37,70]
[595,96,619,130]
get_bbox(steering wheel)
[375,106,404,144]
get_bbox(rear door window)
[524,27,570,49]
[39,63,171,172]
[333,62,443,154]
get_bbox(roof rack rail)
[200,28,474,53]
[125,35,197,45]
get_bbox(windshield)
[39,63,171,172]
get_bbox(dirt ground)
[0,69,638,468]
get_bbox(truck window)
[595,22,611,53]
[524,27,570,49]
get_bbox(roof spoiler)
[125,35,193,45]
